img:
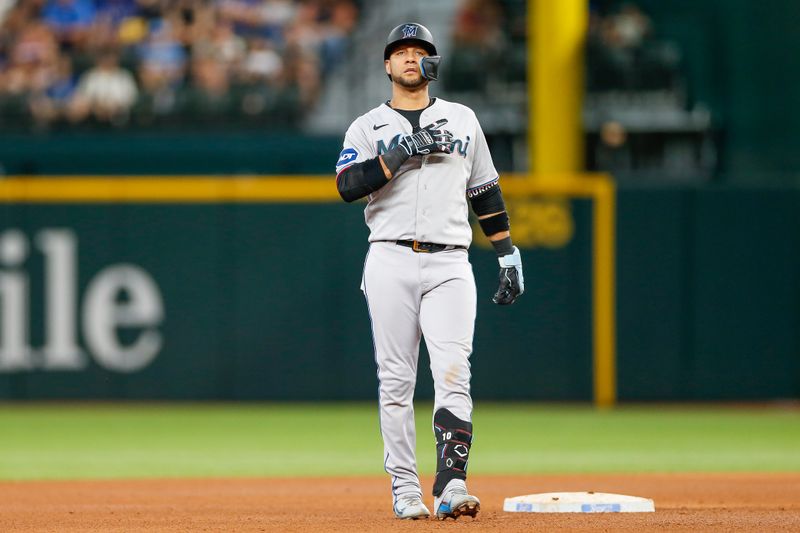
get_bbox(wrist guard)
[381,146,410,175]
[490,235,514,257]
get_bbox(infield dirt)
[2,473,799,532]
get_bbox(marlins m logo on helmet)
[401,24,418,38]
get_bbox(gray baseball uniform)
[337,97,498,502]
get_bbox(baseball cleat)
[434,480,480,520]
[393,494,431,520]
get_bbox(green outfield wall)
[0,183,797,400]
[0,133,342,175]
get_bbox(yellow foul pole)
[529,0,587,173]
[528,1,616,408]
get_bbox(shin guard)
[432,408,473,496]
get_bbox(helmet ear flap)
[420,56,441,81]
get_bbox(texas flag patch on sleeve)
[336,148,359,175]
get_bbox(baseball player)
[335,22,524,520]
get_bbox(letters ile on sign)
[0,229,164,373]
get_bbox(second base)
[503,492,655,513]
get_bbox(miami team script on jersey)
[336,98,499,248]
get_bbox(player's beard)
[395,71,427,89]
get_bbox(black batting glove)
[493,246,525,305]
[398,118,453,156]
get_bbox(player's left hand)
[492,246,524,305]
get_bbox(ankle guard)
[432,408,473,496]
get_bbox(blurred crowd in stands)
[585,2,712,179]
[442,1,682,99]
[586,2,681,93]
[0,0,711,177]
[0,0,359,130]
[443,0,525,94]
[441,0,709,178]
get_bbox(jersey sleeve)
[336,119,375,176]
[466,117,499,194]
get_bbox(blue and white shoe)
[393,494,431,520]
[434,480,480,520]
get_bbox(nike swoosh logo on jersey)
[373,124,389,130]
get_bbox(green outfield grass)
[0,403,798,480]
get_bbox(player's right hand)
[398,118,454,157]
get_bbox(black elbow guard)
[478,211,510,235]
[337,157,388,203]
[470,180,509,234]
[469,181,506,216]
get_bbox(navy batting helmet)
[383,23,437,60]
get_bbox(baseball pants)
[361,241,476,501]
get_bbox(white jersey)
[336,98,498,247]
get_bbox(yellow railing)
[0,176,339,203]
[503,174,616,408]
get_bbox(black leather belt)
[395,240,466,253]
